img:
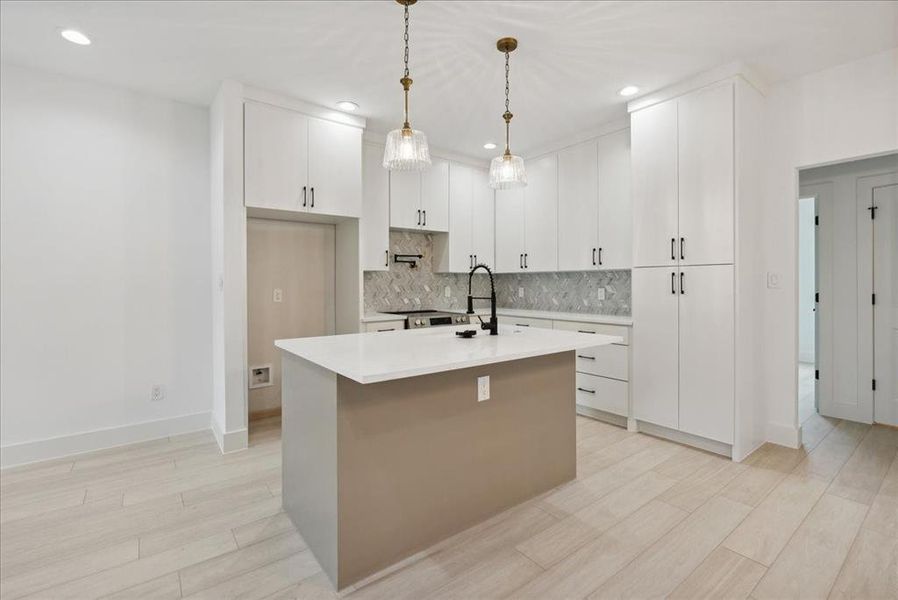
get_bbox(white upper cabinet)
[389,157,450,232]
[557,140,599,271]
[390,170,422,229]
[597,128,632,270]
[361,143,390,271]
[471,168,495,269]
[307,117,362,218]
[421,157,450,232]
[523,154,558,272]
[631,100,679,268]
[494,187,525,272]
[244,100,361,218]
[244,101,309,212]
[677,82,734,266]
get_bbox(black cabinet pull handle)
[671,238,676,261]
[592,248,596,266]
[474,254,477,265]
[310,187,315,208]
[519,253,523,269]
[515,323,530,327]
[422,210,426,226]
[598,247,603,266]
[524,253,528,269]
[578,330,596,334]
[680,237,684,260]
[417,209,421,226]
[376,328,395,332]
[577,387,596,394]
[385,250,389,267]
[671,272,676,294]
[680,271,685,294]
[577,354,596,360]
[302,186,307,207]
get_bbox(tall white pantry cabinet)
[630,76,765,461]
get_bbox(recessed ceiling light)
[336,101,359,112]
[60,29,91,46]
[619,85,639,97]
[483,142,497,150]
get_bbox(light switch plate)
[477,376,490,401]
[444,286,451,298]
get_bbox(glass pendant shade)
[383,127,431,171]
[489,153,527,189]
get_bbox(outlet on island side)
[477,376,490,401]
[151,384,165,402]
[597,287,606,300]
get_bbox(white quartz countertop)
[276,324,620,384]
[361,308,632,326]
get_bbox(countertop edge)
[361,309,632,326]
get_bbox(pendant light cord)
[401,2,412,129]
[503,50,512,155]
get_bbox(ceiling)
[2,1,896,158]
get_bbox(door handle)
[422,210,426,227]
[671,238,676,261]
[302,186,307,207]
[577,387,596,394]
[310,187,315,208]
[680,237,684,260]
[592,248,596,266]
[385,249,389,267]
[671,272,676,294]
[680,271,685,294]
[417,209,421,226]
[598,247,603,266]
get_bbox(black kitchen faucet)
[466,263,498,336]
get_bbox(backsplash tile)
[363,231,631,316]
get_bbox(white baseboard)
[768,421,802,449]
[212,418,248,454]
[634,420,733,458]
[1,412,212,469]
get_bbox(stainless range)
[385,310,471,329]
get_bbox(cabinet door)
[557,141,599,271]
[597,128,632,270]
[523,154,558,272]
[307,117,362,217]
[471,168,495,268]
[361,143,390,271]
[678,265,734,444]
[494,188,525,272]
[631,100,678,267]
[631,267,679,430]
[421,157,450,232]
[446,163,473,271]
[244,101,309,211]
[389,170,422,229]
[678,83,734,266]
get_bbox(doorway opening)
[798,153,898,428]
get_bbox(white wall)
[0,65,212,466]
[761,49,898,444]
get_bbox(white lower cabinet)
[363,320,405,333]
[576,373,628,417]
[632,265,734,444]
[497,315,553,329]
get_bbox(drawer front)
[576,373,629,417]
[363,320,405,333]
[553,319,630,345]
[497,315,553,329]
[575,344,628,380]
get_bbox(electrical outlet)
[597,287,606,300]
[518,287,524,298]
[444,285,451,298]
[273,288,283,303]
[151,384,165,402]
[767,272,782,289]
[477,376,490,401]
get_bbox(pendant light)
[489,37,526,189]
[383,0,431,171]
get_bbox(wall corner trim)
[766,421,802,450]
[0,411,213,469]
[212,419,248,454]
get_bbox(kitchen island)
[275,324,619,590]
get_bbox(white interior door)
[557,140,598,271]
[631,100,678,268]
[494,188,525,272]
[523,153,558,271]
[678,265,735,444]
[873,178,898,426]
[677,82,734,266]
[631,267,679,430]
[244,101,309,211]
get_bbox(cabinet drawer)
[553,319,630,345]
[575,344,628,380]
[363,320,405,333]
[576,373,628,417]
[497,315,553,329]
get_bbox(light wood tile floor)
[2,415,896,599]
